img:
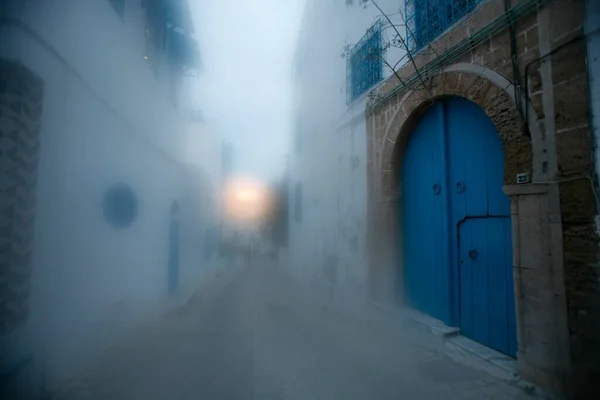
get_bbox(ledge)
[503,184,549,196]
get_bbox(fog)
[189,0,305,180]
[0,0,546,399]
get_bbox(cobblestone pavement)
[50,263,536,400]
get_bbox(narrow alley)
[49,261,534,400]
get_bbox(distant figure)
[244,244,251,265]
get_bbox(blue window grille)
[346,20,383,103]
[405,0,482,51]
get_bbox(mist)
[0,0,585,399]
[188,0,304,180]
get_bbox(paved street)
[50,262,535,400]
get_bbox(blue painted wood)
[402,96,517,356]
[402,102,446,321]
[458,217,517,356]
[168,219,180,295]
[438,100,453,325]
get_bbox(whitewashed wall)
[186,120,224,195]
[289,0,407,302]
[0,0,200,389]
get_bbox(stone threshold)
[401,307,554,399]
[369,301,553,399]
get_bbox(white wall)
[289,0,407,300]
[0,0,202,388]
[186,120,224,194]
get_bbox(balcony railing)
[405,0,482,51]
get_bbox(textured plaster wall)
[289,0,403,304]
[0,0,202,389]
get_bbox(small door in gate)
[458,217,517,357]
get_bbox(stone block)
[380,170,398,199]
[440,72,462,95]
[515,10,538,35]
[562,221,598,255]
[491,30,511,50]
[380,139,395,171]
[522,323,560,370]
[386,113,406,145]
[432,23,468,54]
[558,178,596,223]
[469,0,505,33]
[548,0,585,41]
[398,61,416,83]
[504,137,533,185]
[454,72,479,97]
[413,53,434,71]
[464,75,495,106]
[517,48,542,83]
[529,92,544,120]
[517,195,551,271]
[525,26,539,50]
[556,126,592,177]
[564,259,600,304]
[527,66,542,94]
[482,48,506,71]
[520,269,556,327]
[471,39,491,65]
[516,32,527,55]
[550,38,586,85]
[400,91,426,120]
[495,62,514,81]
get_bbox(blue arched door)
[402,96,517,356]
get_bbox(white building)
[183,114,226,273]
[0,0,209,395]
[289,0,405,305]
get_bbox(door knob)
[456,181,466,193]
[468,248,478,260]
[432,183,441,194]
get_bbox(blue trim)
[405,0,482,51]
[346,20,383,103]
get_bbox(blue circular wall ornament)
[103,183,138,229]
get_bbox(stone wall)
[366,0,598,397]
[0,60,42,334]
[0,60,44,399]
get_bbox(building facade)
[0,0,205,396]
[291,0,600,397]
[290,0,405,308]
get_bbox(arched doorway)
[168,201,180,296]
[401,96,517,357]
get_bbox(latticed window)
[405,0,482,51]
[346,20,383,103]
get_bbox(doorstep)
[397,308,551,399]
[400,308,519,381]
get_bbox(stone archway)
[379,65,538,196]
[369,66,536,307]
[367,65,571,392]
